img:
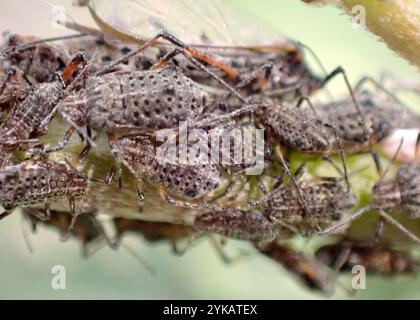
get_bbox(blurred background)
[0,0,419,299]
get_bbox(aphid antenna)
[0,33,88,59]
[92,29,247,103]
[295,40,334,101]
[354,75,406,108]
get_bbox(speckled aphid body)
[318,91,420,150]
[0,159,87,216]
[1,33,71,84]
[253,179,357,232]
[373,162,420,218]
[60,66,211,135]
[193,209,278,246]
[110,135,226,200]
[255,102,331,152]
[0,81,63,148]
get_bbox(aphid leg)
[373,217,386,243]
[64,197,81,239]
[273,145,309,216]
[321,66,371,143]
[0,67,18,96]
[158,186,223,211]
[327,242,358,295]
[83,214,120,251]
[415,132,420,159]
[0,211,12,220]
[379,137,404,180]
[377,210,420,245]
[276,220,300,235]
[172,233,198,256]
[354,75,403,105]
[78,143,92,164]
[323,68,386,174]
[134,179,145,207]
[105,160,123,189]
[151,47,245,102]
[235,63,273,91]
[318,206,369,235]
[208,235,251,265]
[96,30,245,102]
[28,127,77,158]
[190,101,267,130]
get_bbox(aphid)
[1,33,73,83]
[74,0,330,98]
[193,208,333,293]
[250,163,358,235]
[316,239,418,276]
[0,51,88,152]
[317,78,420,152]
[61,66,212,134]
[193,209,278,248]
[261,242,334,294]
[320,140,420,245]
[23,208,104,257]
[108,134,232,206]
[0,157,88,224]
[112,218,195,254]
[255,100,331,153]
[0,67,30,118]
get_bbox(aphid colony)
[1,13,419,295]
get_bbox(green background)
[0,0,419,299]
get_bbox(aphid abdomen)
[264,182,357,225]
[86,68,209,132]
[194,209,278,244]
[111,136,224,199]
[2,34,70,83]
[0,160,87,210]
[256,104,330,152]
[2,82,62,142]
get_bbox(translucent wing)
[82,0,292,48]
